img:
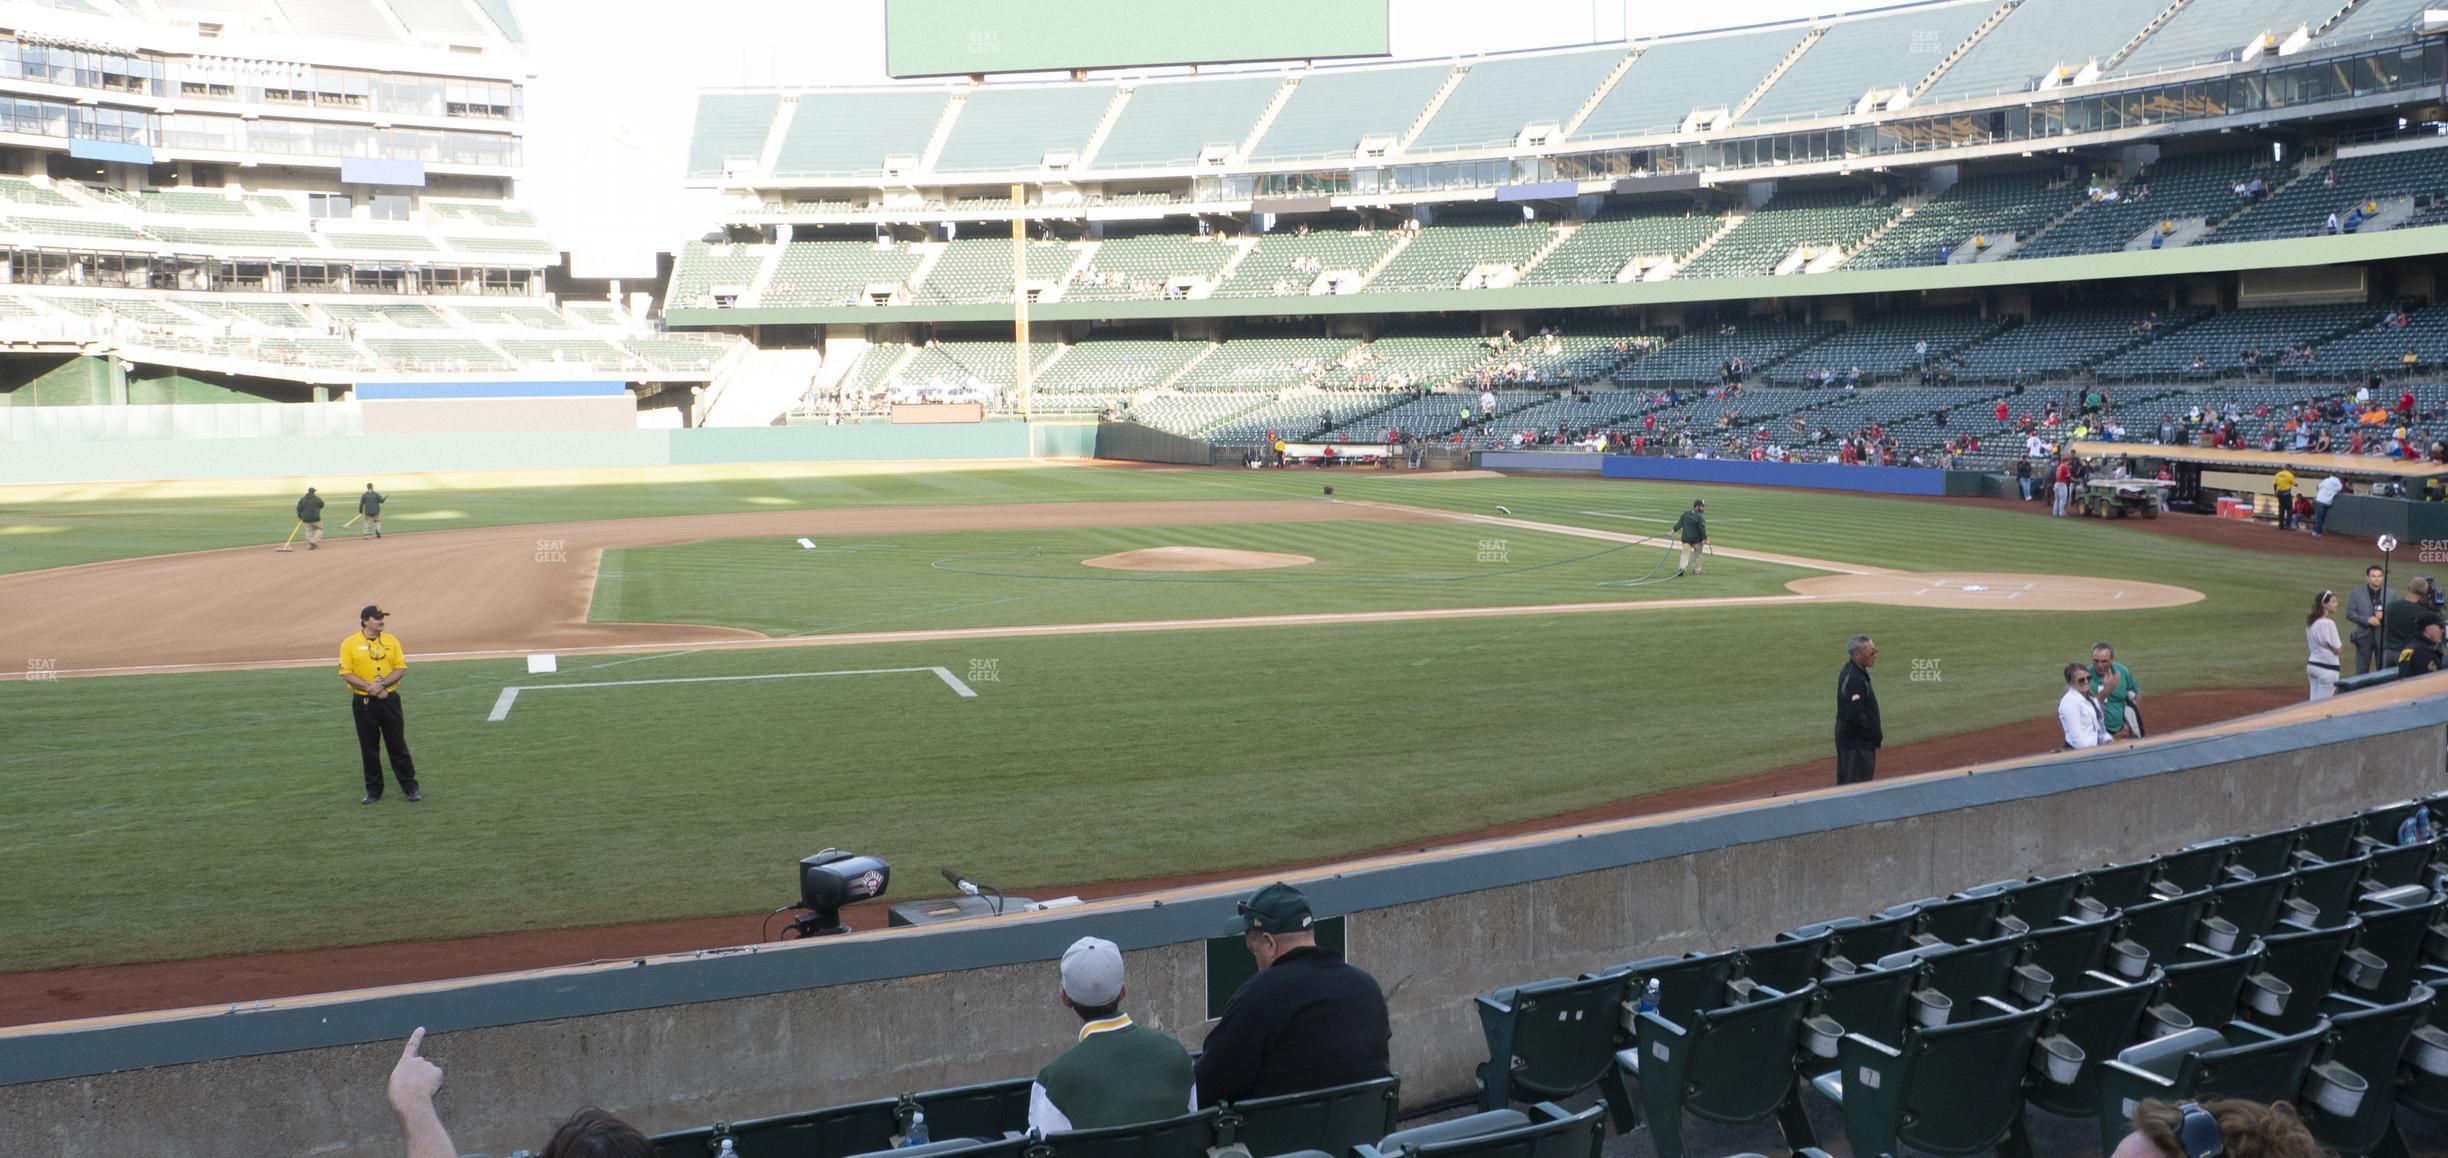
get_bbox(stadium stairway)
[700,346,822,426]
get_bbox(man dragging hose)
[1671,499,1709,577]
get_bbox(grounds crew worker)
[296,486,325,550]
[1671,499,1709,576]
[358,483,386,540]
[340,605,420,804]
[2272,467,2296,530]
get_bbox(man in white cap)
[1026,936,1196,1134]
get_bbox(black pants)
[1836,747,1877,785]
[2356,638,2385,675]
[353,693,419,797]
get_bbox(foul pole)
[1012,181,1031,421]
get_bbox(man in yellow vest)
[339,605,420,803]
[2272,467,2296,530]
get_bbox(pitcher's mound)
[1083,546,1315,572]
[1788,571,2203,611]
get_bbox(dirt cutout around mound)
[1082,546,1315,572]
[1786,571,2204,610]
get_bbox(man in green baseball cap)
[1196,882,1390,1107]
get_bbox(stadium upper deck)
[685,0,2446,208]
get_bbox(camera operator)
[2383,577,2434,660]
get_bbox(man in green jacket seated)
[1027,936,1196,1134]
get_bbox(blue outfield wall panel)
[354,380,629,400]
[69,138,153,166]
[4,689,2442,1086]
[1594,455,1948,495]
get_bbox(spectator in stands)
[2093,642,2141,739]
[388,1028,651,1158]
[2060,663,2112,750]
[2404,613,2446,677]
[1198,883,1390,1107]
[1835,635,1881,784]
[2311,474,2346,535]
[2111,1098,2321,1158]
[1027,936,1195,1134]
[2308,591,2344,700]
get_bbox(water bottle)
[903,1109,930,1148]
[1636,978,1660,1016]
[715,1141,737,1158]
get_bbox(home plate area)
[1785,572,2204,611]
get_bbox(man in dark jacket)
[2346,565,2388,674]
[358,483,387,540]
[2383,578,2433,660]
[2402,613,2445,677]
[295,486,325,550]
[1671,499,1708,576]
[1836,635,1881,785]
[1196,883,1389,1107]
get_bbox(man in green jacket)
[1671,499,1709,576]
[296,486,325,550]
[1027,936,1195,1134]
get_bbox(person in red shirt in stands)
[1995,399,2010,424]
[2402,389,2418,419]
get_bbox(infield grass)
[0,467,2356,974]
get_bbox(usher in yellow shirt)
[337,631,407,696]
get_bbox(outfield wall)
[0,419,1066,483]
[5,686,2443,1157]
[1479,450,1948,496]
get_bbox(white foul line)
[486,665,978,722]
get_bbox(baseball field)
[0,462,2345,1009]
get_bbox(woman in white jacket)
[2307,589,2343,700]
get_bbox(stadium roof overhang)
[665,225,2448,329]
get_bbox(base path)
[1786,571,2204,610]
[0,685,2299,1028]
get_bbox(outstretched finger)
[401,1026,426,1060]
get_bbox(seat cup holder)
[2199,917,2240,955]
[2032,1035,2085,1086]
[2308,1061,2369,1119]
[2010,963,2055,1004]
[2415,1027,2448,1077]
[1910,989,1953,1029]
[2245,973,2293,1017]
[2146,1003,2196,1039]
[2111,940,2150,978]
[1804,1014,1844,1058]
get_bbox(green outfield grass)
[0,467,2355,975]
[593,521,1802,636]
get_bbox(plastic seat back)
[2026,972,2163,1118]
[2286,856,2373,928]
[1910,936,2025,1009]
[727,1095,900,1157]
[2293,815,2366,864]
[2081,861,2161,913]
[2362,839,2437,891]
[2340,893,2444,1004]
[1613,949,1742,1029]
[1796,911,1921,972]
[2208,874,2294,944]
[2248,923,2359,1034]
[2117,893,2217,966]
[910,1077,1035,1145]
[1737,929,1833,994]
[2309,986,2437,1156]
[1031,1108,1216,1158]
[2155,843,2238,896]
[1217,1075,1400,1158]
[1810,966,1919,1069]
[1889,894,2005,945]
[1837,1002,2051,1158]
[1664,981,1817,1125]
[2158,948,2261,1030]
[1995,872,2088,928]
[1369,1103,1605,1158]
[1473,972,1629,1108]
[2024,918,2120,992]
[840,1137,1028,1158]
[2225,831,2299,880]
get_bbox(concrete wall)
[6,693,2442,1158]
[0,421,1051,483]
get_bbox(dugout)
[2069,441,2448,515]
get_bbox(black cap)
[2422,613,2443,630]
[360,605,388,621]
[1693,499,1706,508]
[1224,882,1314,936]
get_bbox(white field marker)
[486,665,978,722]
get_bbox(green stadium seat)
[2304,985,2438,1157]
[2152,843,2240,897]
[724,1094,900,1155]
[1792,911,1924,973]
[2225,831,2303,880]
[2020,919,2123,993]
[1212,1074,1400,1158]
[2092,1021,2331,1155]
[1807,966,1921,1073]
[2025,972,2174,1119]
[1882,893,2010,946]
[1733,928,1834,994]
[2078,861,2163,915]
[2205,873,2298,945]
[1606,949,1743,1028]
[2157,947,2269,1032]
[1472,971,1634,1128]
[838,1136,1027,1158]
[1808,999,2059,1158]
[1876,937,2036,1013]
[905,1077,1034,1143]
[1975,872,2090,930]
[2293,815,2369,865]
[2244,923,2358,1034]
[1352,1102,1604,1158]
[2286,856,2374,928]
[1028,1107,1217,1158]
[2337,889,2446,1003]
[1619,980,1820,1158]
[2358,838,2438,893]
